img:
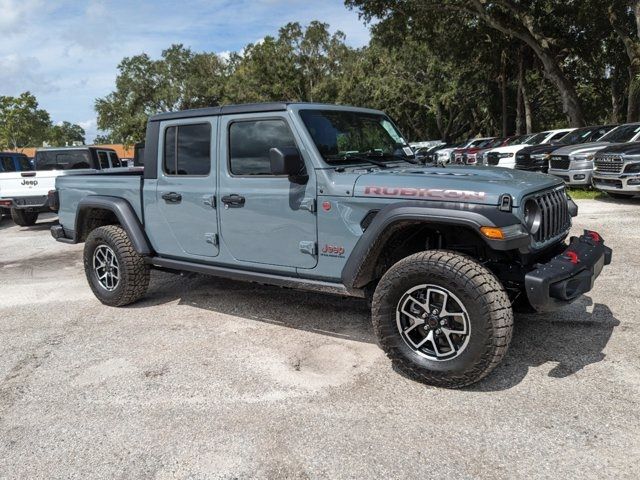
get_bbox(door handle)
[162,192,182,203]
[221,194,245,208]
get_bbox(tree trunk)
[516,48,524,135]
[500,49,508,137]
[609,1,640,122]
[467,0,586,127]
[522,82,533,134]
[611,78,621,124]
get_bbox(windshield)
[526,132,551,144]
[299,109,410,164]
[600,124,640,143]
[507,135,533,146]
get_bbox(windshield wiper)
[364,150,421,165]
[325,153,391,169]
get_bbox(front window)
[599,124,640,143]
[299,109,409,164]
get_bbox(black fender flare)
[75,196,152,255]
[340,201,527,292]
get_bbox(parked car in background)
[421,141,464,165]
[548,122,640,186]
[450,137,498,164]
[591,142,640,198]
[476,135,533,165]
[515,124,617,173]
[485,128,575,168]
[0,152,34,220]
[0,146,124,226]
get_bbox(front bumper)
[592,173,640,193]
[548,167,593,185]
[524,230,612,312]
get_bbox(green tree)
[47,121,86,146]
[0,92,51,150]
[95,45,228,144]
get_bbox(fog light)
[574,174,585,180]
[628,177,640,185]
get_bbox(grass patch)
[566,187,607,200]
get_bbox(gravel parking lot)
[1,199,639,479]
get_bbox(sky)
[0,0,371,142]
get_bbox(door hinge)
[300,198,316,213]
[205,233,218,246]
[203,195,216,209]
[299,241,316,255]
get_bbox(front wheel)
[84,225,150,306]
[372,250,513,388]
[11,208,38,226]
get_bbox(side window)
[229,119,297,175]
[97,151,110,169]
[109,152,122,168]
[549,132,567,142]
[18,156,33,171]
[0,157,14,172]
[163,123,211,176]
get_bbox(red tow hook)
[587,231,601,243]
[564,251,580,264]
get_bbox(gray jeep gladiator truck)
[51,103,612,388]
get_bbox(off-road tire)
[372,250,513,388]
[11,208,39,226]
[84,225,150,306]
[607,192,634,199]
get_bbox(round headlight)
[523,199,541,234]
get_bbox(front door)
[218,114,317,269]
[154,118,219,258]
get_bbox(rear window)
[0,156,15,172]
[18,156,33,170]
[36,150,92,170]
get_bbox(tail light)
[48,190,59,211]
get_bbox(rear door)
[153,118,219,258]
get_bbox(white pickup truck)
[0,146,122,226]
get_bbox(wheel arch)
[341,202,524,293]
[75,196,152,255]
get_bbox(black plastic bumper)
[51,224,76,244]
[524,230,612,312]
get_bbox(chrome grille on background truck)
[594,155,624,174]
[549,155,570,170]
[528,187,571,244]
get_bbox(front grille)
[549,155,570,170]
[528,187,571,244]
[594,178,623,188]
[487,152,500,166]
[515,153,528,167]
[594,155,624,174]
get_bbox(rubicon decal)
[364,186,486,200]
[321,244,345,257]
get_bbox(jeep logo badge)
[21,179,38,186]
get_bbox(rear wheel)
[372,250,513,388]
[11,208,39,226]
[84,225,150,306]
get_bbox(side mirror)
[269,147,306,180]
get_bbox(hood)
[488,145,528,154]
[518,144,562,155]
[595,141,640,156]
[352,165,562,206]
[551,141,612,156]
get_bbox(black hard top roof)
[36,146,116,152]
[148,102,382,122]
[149,103,288,122]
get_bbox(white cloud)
[0,0,45,32]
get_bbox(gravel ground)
[0,199,639,479]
